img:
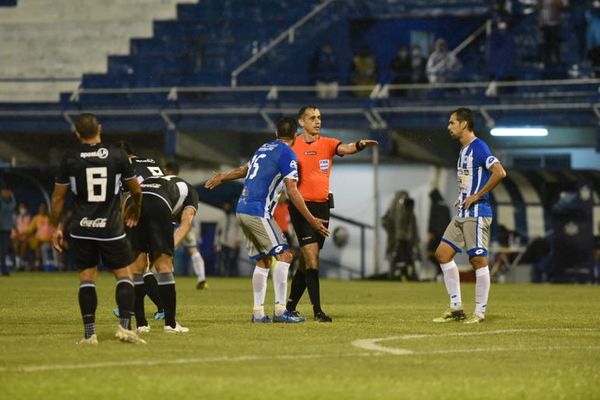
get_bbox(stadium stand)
[0,0,195,102]
[0,0,598,134]
[0,0,598,282]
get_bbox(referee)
[286,105,378,322]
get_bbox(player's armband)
[485,156,498,169]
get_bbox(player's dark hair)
[165,161,180,175]
[75,113,99,139]
[298,105,318,119]
[452,107,474,131]
[116,140,136,156]
[276,117,298,140]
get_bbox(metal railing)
[229,0,336,87]
[1,79,599,132]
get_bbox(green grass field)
[1,273,599,400]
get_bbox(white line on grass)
[2,329,598,373]
[0,352,380,373]
[351,328,600,355]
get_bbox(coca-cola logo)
[79,217,108,228]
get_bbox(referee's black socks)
[79,281,97,339]
[286,269,306,312]
[305,269,322,315]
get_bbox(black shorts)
[126,194,174,258]
[71,236,133,271]
[289,201,330,249]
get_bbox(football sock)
[252,266,269,318]
[158,272,177,328]
[133,273,148,327]
[440,261,462,310]
[286,269,306,312]
[190,252,206,282]
[305,269,322,315]
[273,261,290,316]
[115,278,135,330]
[79,281,97,339]
[143,271,163,312]
[475,266,490,317]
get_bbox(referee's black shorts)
[289,201,330,249]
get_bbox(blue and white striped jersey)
[236,140,298,218]
[456,138,498,218]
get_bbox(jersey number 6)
[86,167,107,202]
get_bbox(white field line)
[351,328,600,355]
[0,352,378,373]
[2,328,599,373]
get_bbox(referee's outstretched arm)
[337,139,379,156]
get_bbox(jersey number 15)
[247,154,267,180]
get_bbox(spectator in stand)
[485,0,516,96]
[351,44,378,97]
[11,202,30,271]
[389,45,412,96]
[0,185,15,276]
[389,46,412,82]
[586,1,600,77]
[410,45,428,84]
[309,41,339,99]
[571,0,588,63]
[23,203,54,270]
[537,0,568,66]
[426,38,462,83]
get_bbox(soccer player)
[50,113,145,344]
[433,107,507,324]
[164,162,208,290]
[205,117,329,323]
[285,105,378,322]
[113,141,165,327]
[125,172,199,333]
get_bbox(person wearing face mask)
[426,38,462,84]
[485,0,516,96]
[410,45,427,84]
